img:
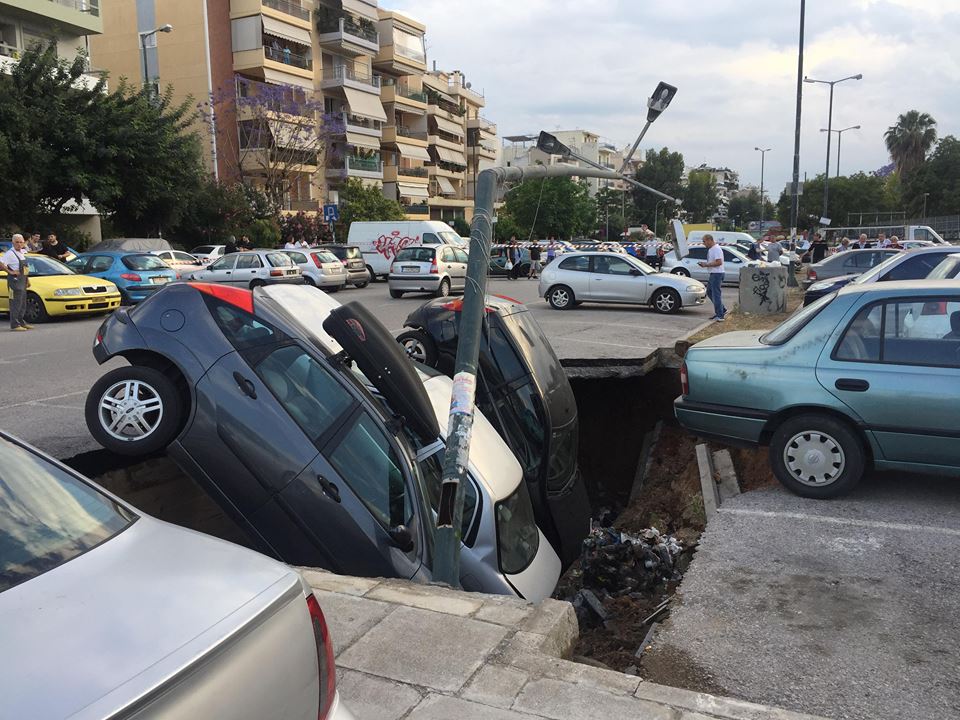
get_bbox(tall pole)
[836,130,842,178]
[823,82,834,220]
[755,147,770,234]
[789,0,806,242]
[140,36,150,91]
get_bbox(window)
[207,298,280,350]
[267,253,293,268]
[192,246,214,254]
[417,450,478,542]
[173,252,197,263]
[25,257,71,276]
[495,486,539,575]
[328,411,411,529]
[484,325,527,386]
[883,254,949,281]
[256,345,354,442]
[210,255,237,271]
[686,247,707,260]
[67,257,89,273]
[494,382,546,479]
[929,256,960,280]
[392,27,426,64]
[0,437,134,593]
[421,232,440,245]
[237,254,263,269]
[722,249,743,263]
[438,231,462,246]
[440,247,454,262]
[89,256,115,273]
[157,252,172,260]
[396,247,435,263]
[287,252,308,264]
[558,255,590,272]
[121,255,168,271]
[593,256,636,276]
[835,304,883,361]
[453,248,468,263]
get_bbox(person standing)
[41,233,69,262]
[698,234,726,322]
[836,238,851,252]
[546,238,557,266]
[510,242,523,280]
[877,232,890,248]
[225,235,238,254]
[528,243,542,279]
[810,232,828,263]
[767,237,783,264]
[2,234,31,331]
[855,233,869,249]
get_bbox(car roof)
[893,246,960,255]
[838,279,960,297]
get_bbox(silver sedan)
[538,251,706,313]
[0,432,353,720]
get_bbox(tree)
[500,176,596,239]
[682,170,719,223]
[596,186,636,238]
[727,189,775,229]
[775,172,898,230]
[631,148,684,230]
[336,178,405,235]
[173,181,255,247]
[902,135,960,218]
[884,110,937,177]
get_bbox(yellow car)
[0,254,122,323]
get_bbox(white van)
[686,230,756,247]
[348,221,463,280]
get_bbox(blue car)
[68,251,177,304]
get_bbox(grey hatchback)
[805,248,900,285]
[388,245,468,298]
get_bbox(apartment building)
[687,163,740,220]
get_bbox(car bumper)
[388,274,442,292]
[347,269,368,283]
[674,397,770,446]
[119,284,169,302]
[265,276,304,285]
[44,293,123,316]
[680,289,707,306]
[316,272,349,288]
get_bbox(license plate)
[403,266,419,273]
[151,276,169,284]
[286,269,297,275]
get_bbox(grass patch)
[685,288,804,345]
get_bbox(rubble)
[580,525,684,597]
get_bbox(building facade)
[686,163,740,221]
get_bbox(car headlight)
[686,284,703,292]
[54,287,83,297]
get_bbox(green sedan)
[675,281,960,497]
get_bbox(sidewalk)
[302,569,829,720]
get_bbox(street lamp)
[804,73,862,222]
[819,125,860,177]
[139,23,173,96]
[754,147,770,235]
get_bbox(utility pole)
[805,75,862,220]
[788,0,805,242]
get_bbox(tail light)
[680,361,689,396]
[306,593,336,720]
[270,269,283,277]
[311,254,323,268]
[120,273,141,282]
[807,269,817,281]
[430,257,438,274]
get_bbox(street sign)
[323,204,339,222]
[785,181,804,196]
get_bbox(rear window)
[395,247,435,263]
[192,246,214,254]
[0,438,135,592]
[761,292,836,345]
[121,254,168,271]
[315,251,339,264]
[267,252,294,267]
[323,246,347,260]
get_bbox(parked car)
[181,250,303,288]
[928,254,960,281]
[151,249,204,275]
[805,248,900,286]
[661,244,762,284]
[347,220,463,280]
[0,431,353,720]
[397,295,590,568]
[85,283,560,600]
[675,281,960,498]
[539,251,707,313]
[68,251,177,304]
[0,254,121,323]
[388,244,468,298]
[489,246,531,277]
[803,246,960,305]
[315,244,371,288]
[282,249,348,291]
[190,244,226,264]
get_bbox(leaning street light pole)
[139,23,173,96]
[433,84,680,586]
[617,81,678,174]
[754,147,771,233]
[805,73,862,221]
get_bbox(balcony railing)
[323,64,380,88]
[50,0,100,16]
[398,166,428,177]
[394,125,428,141]
[283,199,320,212]
[317,16,378,44]
[264,44,312,70]
[348,156,382,172]
[404,203,429,214]
[263,0,309,20]
[475,116,496,131]
[340,111,380,132]
[382,80,428,103]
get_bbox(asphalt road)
[650,472,960,720]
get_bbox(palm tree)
[884,111,937,176]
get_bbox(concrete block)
[337,605,509,692]
[408,694,542,719]
[634,682,830,720]
[498,643,641,696]
[312,590,394,656]
[695,444,720,520]
[367,581,484,617]
[738,265,787,314]
[336,669,421,720]
[461,664,530,709]
[712,449,741,503]
[473,597,534,627]
[519,598,579,656]
[299,568,381,596]
[514,678,679,720]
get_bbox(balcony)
[334,111,381,136]
[383,165,428,183]
[374,43,427,75]
[467,143,497,160]
[263,44,311,69]
[381,125,428,145]
[240,148,318,173]
[327,155,383,180]
[467,116,497,135]
[404,203,430,217]
[320,64,381,93]
[448,80,484,105]
[263,0,309,21]
[381,80,428,108]
[280,199,320,214]
[317,15,378,56]
[21,0,103,34]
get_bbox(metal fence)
[845,214,960,240]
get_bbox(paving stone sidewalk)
[301,569,829,720]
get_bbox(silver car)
[538,251,707,313]
[0,432,353,720]
[661,244,762,283]
[805,248,901,285]
[184,250,303,288]
[189,244,225,264]
[282,249,349,291]
[388,244,468,298]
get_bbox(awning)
[432,146,466,166]
[435,176,456,195]
[262,16,312,47]
[345,131,382,150]
[398,182,430,199]
[395,142,431,161]
[269,119,317,150]
[432,115,463,137]
[342,0,379,21]
[343,87,388,122]
[263,67,313,89]
[421,74,451,98]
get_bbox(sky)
[386,0,959,195]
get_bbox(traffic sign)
[323,204,339,222]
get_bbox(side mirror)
[629,268,643,276]
[388,524,414,552]
[733,258,743,264]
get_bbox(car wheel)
[354,279,370,289]
[326,284,340,293]
[249,280,265,289]
[769,414,865,498]
[547,285,575,310]
[397,329,438,366]
[24,292,49,323]
[85,366,183,456]
[651,288,681,314]
[435,278,451,298]
[303,275,316,287]
[671,267,691,277]
[366,265,380,283]
[390,289,405,298]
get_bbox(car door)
[199,254,236,283]
[588,255,649,303]
[451,247,469,289]
[684,247,709,280]
[234,253,263,286]
[554,254,592,298]
[815,295,960,467]
[721,248,745,283]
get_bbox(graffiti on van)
[374,230,420,259]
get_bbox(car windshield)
[626,256,656,274]
[761,292,836,345]
[546,419,579,493]
[438,231,463,246]
[122,254,168,271]
[395,247,435,262]
[496,485,539,575]
[0,437,135,592]
[323,246,347,260]
[928,255,960,280]
[25,256,74,276]
[192,246,213,254]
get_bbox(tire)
[366,265,380,283]
[651,288,681,314]
[435,278,451,298]
[85,366,183,456]
[326,284,340,293]
[397,329,438,367]
[769,414,865,498]
[390,289,405,298]
[354,278,370,289]
[303,275,317,287]
[249,279,265,289]
[671,267,691,277]
[547,285,575,310]
[24,292,49,323]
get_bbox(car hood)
[651,272,704,288]
[692,330,766,349]
[0,516,298,720]
[29,274,119,291]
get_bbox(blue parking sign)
[323,204,339,222]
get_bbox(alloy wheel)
[98,380,164,442]
[654,292,676,313]
[550,288,570,308]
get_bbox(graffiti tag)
[374,230,420,259]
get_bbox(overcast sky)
[388,0,958,194]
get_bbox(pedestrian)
[698,234,726,322]
[510,242,523,280]
[810,232,828,263]
[40,233,69,262]
[889,235,901,249]
[747,239,760,261]
[767,236,783,264]
[225,235,238,254]
[877,232,890,248]
[546,237,557,266]
[504,236,517,280]
[284,238,297,249]
[655,243,666,271]
[636,242,647,264]
[528,242,542,279]
[836,238,850,252]
[1,234,31,331]
[240,234,253,250]
[27,232,42,253]
[855,233,869,250]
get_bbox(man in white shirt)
[877,232,890,248]
[767,237,783,263]
[1,234,31,331]
[698,234,727,321]
[284,240,297,249]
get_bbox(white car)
[182,250,303,288]
[662,244,763,284]
[538,251,706,313]
[190,244,226,264]
[151,249,204,275]
[281,249,349,291]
